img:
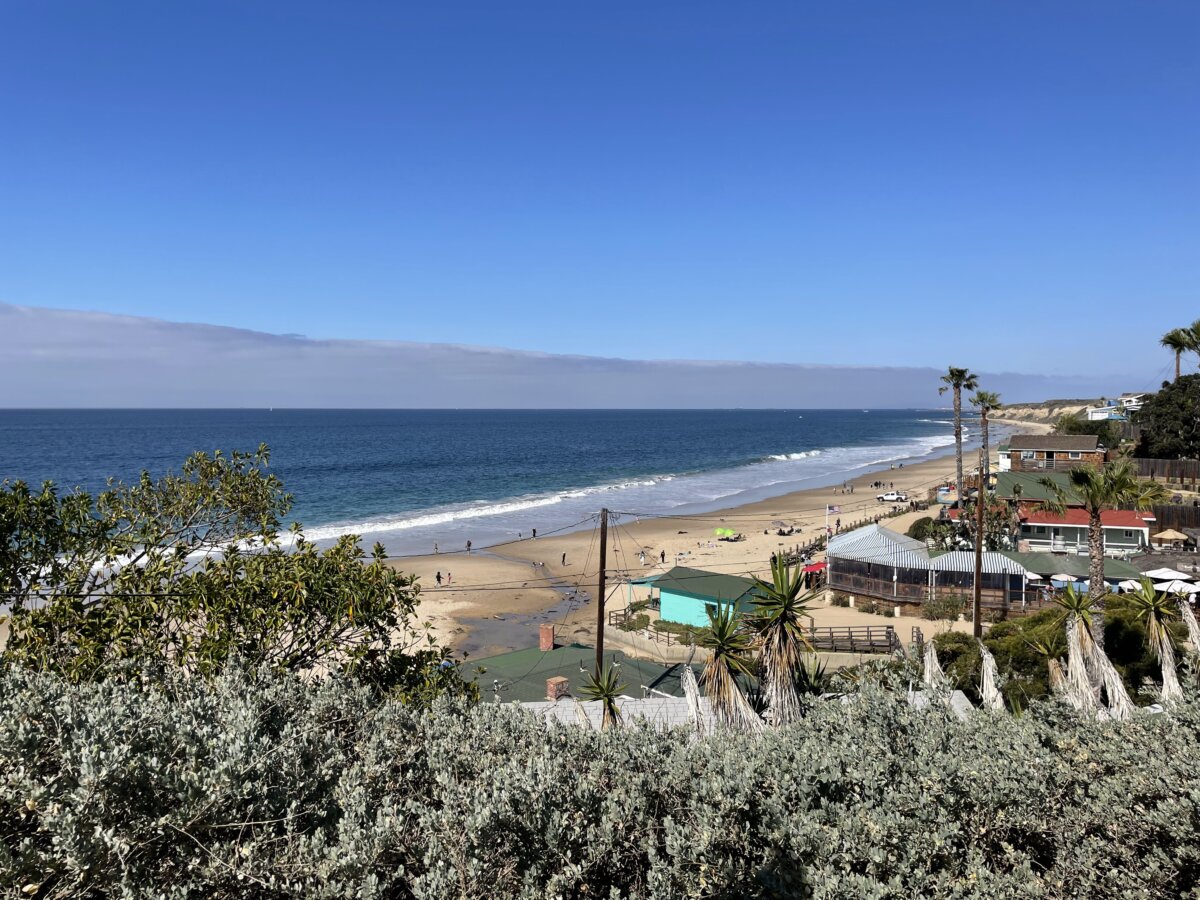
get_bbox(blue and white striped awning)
[829,525,1036,577]
[828,524,932,571]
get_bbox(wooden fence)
[1132,458,1200,487]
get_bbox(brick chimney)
[539,623,555,652]
[546,676,569,701]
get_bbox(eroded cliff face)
[994,399,1093,425]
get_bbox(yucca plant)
[699,605,762,731]
[1026,636,1068,699]
[749,556,815,725]
[581,663,625,731]
[1055,586,1132,719]
[1124,578,1183,703]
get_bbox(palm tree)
[1040,459,1169,649]
[1160,328,1193,382]
[749,556,815,726]
[939,367,979,534]
[581,663,625,730]
[698,605,762,731]
[1054,585,1133,719]
[1123,578,1182,703]
[970,390,1002,485]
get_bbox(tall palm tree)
[581,663,625,730]
[1160,328,1193,382]
[1189,318,1200,371]
[749,556,815,726]
[939,367,979,533]
[970,390,1002,484]
[699,605,762,731]
[1055,586,1133,720]
[1040,459,1169,649]
[1123,578,1182,703]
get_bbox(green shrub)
[856,598,881,615]
[830,593,850,607]
[617,612,650,632]
[922,594,966,623]
[906,516,936,541]
[4,665,1200,898]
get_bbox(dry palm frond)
[1088,641,1135,721]
[923,640,946,692]
[1046,657,1067,698]
[977,641,1005,712]
[1063,615,1098,714]
[680,644,706,735]
[1125,578,1184,705]
[1177,597,1200,658]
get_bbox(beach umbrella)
[1144,567,1194,581]
[1155,580,1200,594]
[1117,579,1143,592]
[1050,573,1077,583]
[1151,529,1190,544]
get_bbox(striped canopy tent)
[827,525,932,602]
[929,550,1035,597]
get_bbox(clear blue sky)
[2,2,1197,382]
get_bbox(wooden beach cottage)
[648,566,764,628]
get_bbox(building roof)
[828,524,931,570]
[1006,434,1101,453]
[460,643,696,704]
[999,552,1142,581]
[515,696,715,731]
[1018,505,1155,529]
[830,524,1035,576]
[994,471,1081,504]
[651,566,761,602]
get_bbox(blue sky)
[2,2,1197,385]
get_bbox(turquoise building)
[649,566,763,628]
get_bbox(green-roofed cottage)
[994,471,1081,505]
[650,566,763,628]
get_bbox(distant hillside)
[997,398,1096,425]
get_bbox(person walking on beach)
[434,543,439,554]
[436,571,443,586]
[532,528,537,539]
[561,552,567,567]
[446,572,452,584]
[639,550,646,566]
[660,550,666,564]
[466,540,472,554]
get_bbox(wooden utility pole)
[973,452,985,638]
[595,508,609,676]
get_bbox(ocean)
[0,409,978,555]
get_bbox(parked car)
[876,491,908,502]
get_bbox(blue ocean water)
[0,409,977,555]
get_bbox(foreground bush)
[2,667,1199,898]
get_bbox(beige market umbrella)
[1151,529,1190,544]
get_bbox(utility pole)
[973,451,985,638]
[595,508,608,676]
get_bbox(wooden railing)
[807,625,900,654]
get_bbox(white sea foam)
[297,430,965,554]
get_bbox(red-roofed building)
[1016,504,1154,556]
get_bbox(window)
[1123,530,1134,538]
[1034,526,1046,535]
[1068,451,1081,459]
[1021,450,1035,460]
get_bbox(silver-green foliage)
[3,666,1199,899]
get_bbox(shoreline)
[392,420,1051,657]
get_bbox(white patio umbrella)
[1116,579,1143,592]
[1144,567,1194,581]
[1050,573,1078,583]
[1154,579,1200,594]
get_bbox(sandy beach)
[394,417,1054,658]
